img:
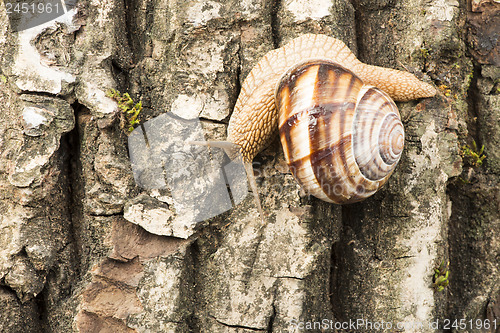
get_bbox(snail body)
[199,34,435,210]
[228,34,435,162]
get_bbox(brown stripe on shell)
[344,72,358,102]
[314,63,331,105]
[277,84,294,164]
[311,136,350,202]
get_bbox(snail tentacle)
[188,140,265,222]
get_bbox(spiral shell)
[276,60,404,204]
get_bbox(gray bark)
[0,0,498,332]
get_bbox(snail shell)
[276,60,404,203]
[220,34,435,206]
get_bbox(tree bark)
[0,0,498,332]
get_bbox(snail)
[192,34,436,217]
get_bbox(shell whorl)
[276,60,404,204]
[227,34,435,162]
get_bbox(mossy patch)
[106,89,142,132]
